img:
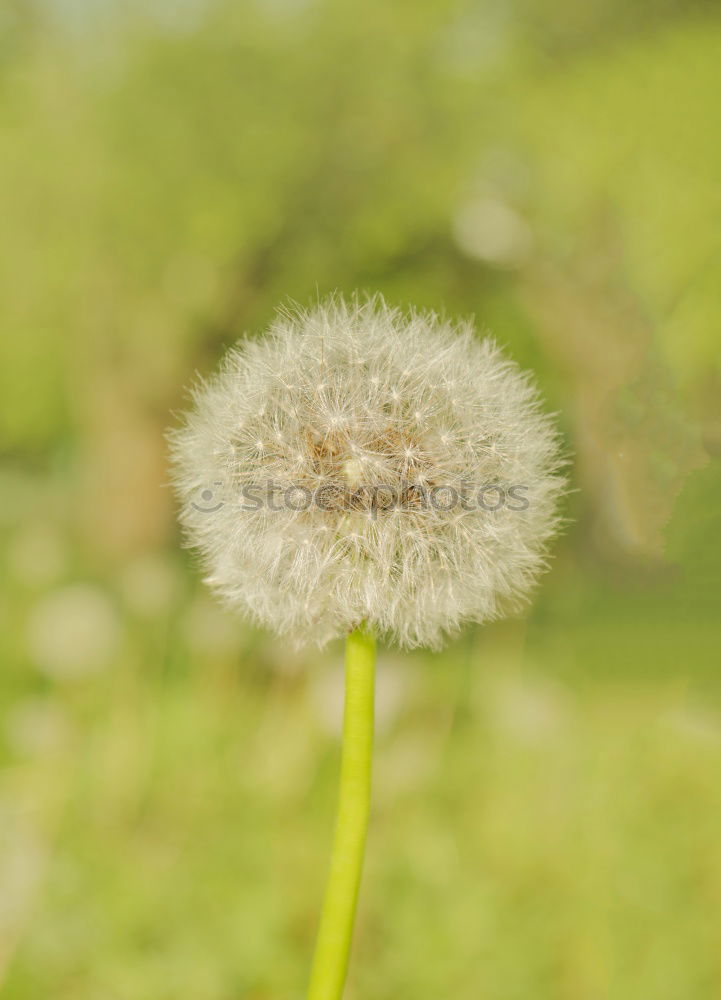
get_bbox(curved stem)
[307,627,376,1000]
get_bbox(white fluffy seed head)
[170,295,566,648]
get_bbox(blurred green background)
[1,1,721,997]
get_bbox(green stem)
[307,626,376,1000]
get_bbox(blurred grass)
[1,1,721,997]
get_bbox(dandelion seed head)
[170,295,566,648]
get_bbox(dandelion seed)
[170,294,566,649]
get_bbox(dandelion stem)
[307,626,376,1000]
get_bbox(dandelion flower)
[170,294,565,649]
[170,293,567,1000]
